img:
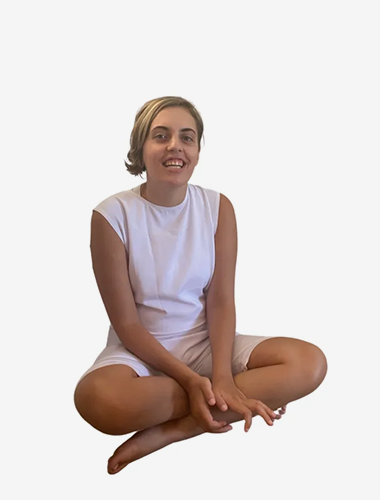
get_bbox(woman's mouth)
[162,162,186,171]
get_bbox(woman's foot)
[107,414,199,475]
[107,405,287,474]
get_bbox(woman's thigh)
[75,344,166,391]
[189,333,283,379]
[73,363,189,435]
[246,336,328,385]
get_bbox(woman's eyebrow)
[151,126,196,134]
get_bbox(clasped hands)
[185,374,286,434]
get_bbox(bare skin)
[103,339,327,474]
[107,401,286,475]
[106,343,327,474]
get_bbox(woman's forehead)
[151,107,196,129]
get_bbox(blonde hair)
[124,96,205,178]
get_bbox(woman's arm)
[91,210,198,390]
[206,193,238,380]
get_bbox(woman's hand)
[185,375,233,434]
[211,375,280,432]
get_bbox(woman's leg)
[74,364,192,435]
[107,338,328,474]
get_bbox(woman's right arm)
[90,210,199,390]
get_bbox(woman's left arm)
[206,193,238,380]
[207,302,283,431]
[207,302,236,381]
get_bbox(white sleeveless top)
[92,183,220,347]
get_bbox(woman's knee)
[297,342,328,390]
[74,373,137,436]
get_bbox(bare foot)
[108,414,197,475]
[108,405,287,474]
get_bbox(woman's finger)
[264,408,275,426]
[233,403,252,432]
[211,424,233,434]
[198,413,226,433]
[213,391,228,411]
[254,402,276,426]
[203,378,216,405]
[217,398,228,411]
[201,401,227,429]
[244,407,253,432]
[262,402,278,420]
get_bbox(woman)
[74,96,328,475]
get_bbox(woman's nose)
[168,136,182,149]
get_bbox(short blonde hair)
[125,96,205,178]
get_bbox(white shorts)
[76,325,277,387]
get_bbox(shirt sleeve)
[93,193,129,252]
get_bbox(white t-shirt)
[92,182,220,346]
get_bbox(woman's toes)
[108,457,120,474]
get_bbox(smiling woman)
[73,95,328,475]
[133,104,202,206]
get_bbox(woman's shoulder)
[189,183,220,199]
[93,187,142,215]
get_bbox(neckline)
[137,183,189,209]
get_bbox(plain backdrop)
[1,0,379,498]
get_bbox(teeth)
[164,161,184,167]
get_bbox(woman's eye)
[155,134,193,142]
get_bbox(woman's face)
[142,107,200,182]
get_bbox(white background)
[1,0,379,498]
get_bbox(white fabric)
[96,182,219,340]
[76,182,274,384]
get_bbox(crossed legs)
[99,338,328,474]
[75,338,327,474]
